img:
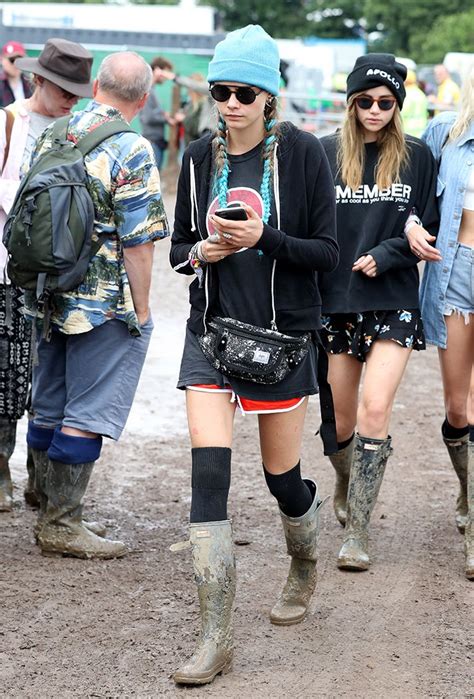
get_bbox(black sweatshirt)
[319,133,439,313]
[170,121,339,334]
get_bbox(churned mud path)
[1,192,473,697]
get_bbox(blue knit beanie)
[207,25,280,96]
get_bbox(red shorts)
[186,384,305,415]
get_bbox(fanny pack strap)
[314,331,338,456]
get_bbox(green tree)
[410,8,474,64]
[363,0,471,55]
[206,0,321,38]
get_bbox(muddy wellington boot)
[328,436,354,526]
[24,445,40,508]
[464,440,474,580]
[338,435,392,571]
[270,480,324,626]
[0,419,17,512]
[443,434,468,533]
[37,459,126,559]
[31,449,106,541]
[173,520,236,686]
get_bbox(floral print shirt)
[26,100,169,335]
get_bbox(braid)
[260,97,279,223]
[212,114,230,208]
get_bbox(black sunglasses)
[210,84,262,105]
[355,96,397,111]
[6,56,20,64]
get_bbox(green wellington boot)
[24,445,40,508]
[0,419,17,512]
[173,520,236,686]
[328,436,354,526]
[37,459,126,559]
[270,480,324,625]
[338,435,392,571]
[443,434,468,533]
[31,449,106,541]
[464,439,474,580]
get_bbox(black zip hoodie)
[170,121,339,334]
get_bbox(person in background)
[160,68,215,144]
[138,56,175,169]
[0,38,93,513]
[0,40,32,107]
[402,69,428,138]
[404,68,474,580]
[319,54,438,572]
[25,51,169,560]
[430,65,461,112]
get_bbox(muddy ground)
[1,191,473,698]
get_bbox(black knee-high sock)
[442,418,469,440]
[469,425,474,443]
[263,462,313,518]
[190,447,231,523]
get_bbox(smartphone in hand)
[214,206,247,221]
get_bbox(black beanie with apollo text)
[346,53,407,109]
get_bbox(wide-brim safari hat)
[16,37,93,98]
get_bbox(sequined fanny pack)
[198,316,311,385]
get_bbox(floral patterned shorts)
[320,309,426,363]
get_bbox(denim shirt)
[420,112,474,348]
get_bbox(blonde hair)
[449,66,474,142]
[337,93,409,190]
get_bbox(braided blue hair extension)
[260,117,278,223]
[213,114,230,209]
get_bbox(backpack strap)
[1,107,15,173]
[50,114,71,145]
[75,118,135,156]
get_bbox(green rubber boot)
[338,435,392,571]
[465,439,474,580]
[443,434,468,533]
[270,479,324,625]
[173,520,235,686]
[0,419,16,512]
[328,435,354,526]
[37,459,126,559]
[31,449,106,541]
[24,445,40,508]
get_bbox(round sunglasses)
[355,96,397,111]
[210,84,262,105]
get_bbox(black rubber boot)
[0,419,16,512]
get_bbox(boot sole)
[270,611,307,626]
[173,659,232,685]
[337,558,369,572]
[40,547,127,560]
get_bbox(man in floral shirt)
[26,51,169,560]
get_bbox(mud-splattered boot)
[270,480,324,625]
[464,439,474,580]
[338,435,392,571]
[328,436,354,526]
[24,445,40,508]
[0,419,16,512]
[443,434,468,533]
[31,449,106,541]
[173,520,235,685]
[37,459,126,559]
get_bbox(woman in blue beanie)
[170,24,338,685]
[319,54,439,572]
